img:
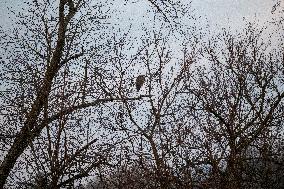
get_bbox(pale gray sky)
[0,0,278,76]
[192,0,275,28]
[0,0,277,31]
[0,1,281,187]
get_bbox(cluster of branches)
[0,0,283,189]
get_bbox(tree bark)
[0,1,69,187]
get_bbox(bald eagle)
[136,75,145,92]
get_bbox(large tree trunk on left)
[0,1,71,187]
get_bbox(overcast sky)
[0,0,277,30]
[0,1,280,186]
[193,0,275,28]
[0,0,279,72]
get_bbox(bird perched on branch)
[136,75,145,92]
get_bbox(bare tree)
[181,25,284,189]
[94,26,201,188]
[2,1,283,189]
[0,0,115,187]
[0,0,191,188]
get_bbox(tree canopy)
[0,0,284,188]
